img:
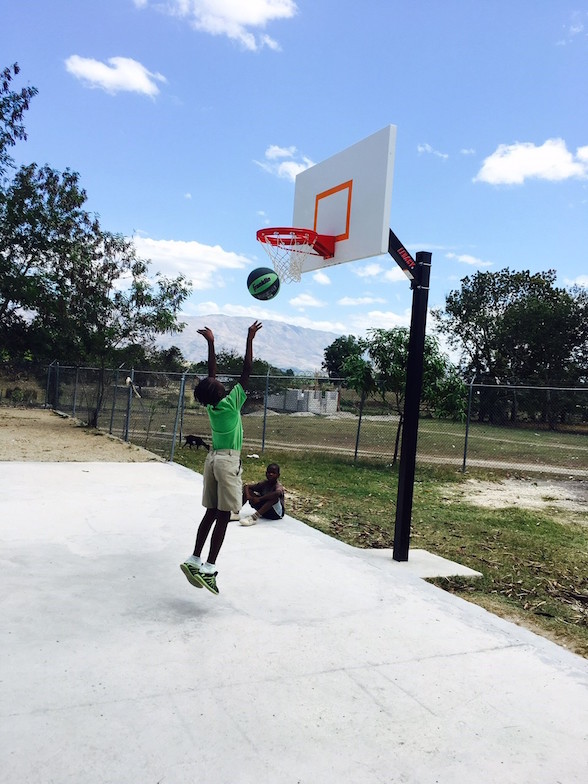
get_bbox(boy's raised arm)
[239,321,262,389]
[197,327,216,378]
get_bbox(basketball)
[247,267,280,301]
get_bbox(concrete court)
[1,461,587,784]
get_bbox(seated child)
[237,463,285,526]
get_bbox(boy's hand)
[248,320,262,340]
[197,327,214,343]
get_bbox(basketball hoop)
[256,227,335,283]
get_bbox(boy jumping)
[180,320,262,595]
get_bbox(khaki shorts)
[201,450,242,512]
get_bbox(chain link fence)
[1,362,587,476]
[462,382,588,475]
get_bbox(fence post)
[170,372,186,462]
[109,367,119,435]
[72,367,79,417]
[354,391,366,462]
[179,374,188,443]
[54,362,60,410]
[45,361,57,408]
[262,370,270,453]
[462,375,476,473]
[124,368,134,442]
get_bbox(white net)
[258,229,320,283]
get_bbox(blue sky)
[2,0,587,340]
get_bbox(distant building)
[266,388,338,415]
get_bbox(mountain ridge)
[155,315,343,372]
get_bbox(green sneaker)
[193,570,219,595]
[180,562,203,588]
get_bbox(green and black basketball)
[247,267,280,300]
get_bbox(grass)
[173,407,588,470]
[173,447,588,657]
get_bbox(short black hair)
[266,463,280,475]
[194,377,226,406]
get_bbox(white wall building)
[266,388,338,415]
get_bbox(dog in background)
[183,434,210,451]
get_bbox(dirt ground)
[444,475,588,521]
[0,407,160,462]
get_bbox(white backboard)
[293,125,397,273]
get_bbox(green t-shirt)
[207,383,246,451]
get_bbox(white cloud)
[556,11,588,44]
[474,138,588,185]
[460,148,476,156]
[136,0,298,51]
[352,262,412,284]
[313,271,330,285]
[255,145,314,181]
[265,145,297,159]
[275,159,314,181]
[65,55,166,96]
[347,309,411,332]
[383,267,409,283]
[446,252,492,267]
[417,143,448,160]
[184,193,192,199]
[289,293,325,309]
[133,236,250,290]
[353,263,383,278]
[338,296,386,306]
[564,274,588,287]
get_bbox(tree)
[1,63,37,178]
[1,164,191,367]
[433,268,587,385]
[322,334,365,381]
[1,164,100,356]
[433,269,588,426]
[342,327,466,463]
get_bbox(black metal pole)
[393,251,431,562]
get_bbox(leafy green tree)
[342,327,466,463]
[322,334,365,381]
[433,268,587,384]
[1,164,100,355]
[0,164,191,369]
[147,346,187,373]
[433,268,588,426]
[1,63,37,177]
[500,286,587,385]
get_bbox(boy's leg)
[191,511,230,595]
[193,508,218,557]
[206,510,231,564]
[193,452,240,593]
[180,508,217,588]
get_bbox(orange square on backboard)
[314,180,353,241]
